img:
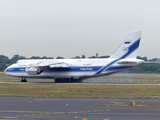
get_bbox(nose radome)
[4,66,12,75]
[4,67,8,73]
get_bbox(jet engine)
[26,67,43,75]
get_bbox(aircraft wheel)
[21,78,27,82]
[77,79,83,83]
[55,79,58,83]
[54,79,57,83]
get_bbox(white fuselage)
[4,30,143,82]
[5,58,144,80]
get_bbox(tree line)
[1,54,160,73]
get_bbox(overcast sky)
[0,0,160,59]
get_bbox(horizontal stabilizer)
[117,61,137,64]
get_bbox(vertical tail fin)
[110,30,142,59]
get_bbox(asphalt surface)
[0,97,160,120]
[1,81,160,85]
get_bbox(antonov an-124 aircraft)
[5,30,144,83]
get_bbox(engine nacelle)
[26,68,43,75]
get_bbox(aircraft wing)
[35,60,69,69]
[48,62,69,68]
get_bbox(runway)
[0,97,160,120]
[1,81,160,85]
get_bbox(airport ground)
[0,73,160,98]
[0,73,160,120]
[1,97,160,120]
[2,72,160,83]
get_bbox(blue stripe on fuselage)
[5,67,26,72]
[5,66,102,73]
[94,60,119,75]
[105,66,133,71]
[44,66,101,72]
[5,65,132,74]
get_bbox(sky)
[0,0,160,59]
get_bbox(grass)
[87,73,160,83]
[0,83,160,98]
[0,72,160,98]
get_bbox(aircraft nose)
[4,68,6,73]
[4,66,12,76]
[4,67,9,74]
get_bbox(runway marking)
[14,111,160,117]
[99,110,104,111]
[67,112,72,113]
[79,111,85,113]
[2,111,160,120]
[1,117,18,119]
[0,109,110,114]
[53,112,58,114]
[0,110,49,114]
[38,114,44,115]
[46,113,51,115]
[31,114,36,116]
[35,99,61,101]
[1,109,112,118]
[59,112,65,114]
[82,112,160,115]
[93,110,98,112]
[73,112,78,113]
[87,111,91,112]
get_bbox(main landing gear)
[21,78,27,82]
[54,78,83,83]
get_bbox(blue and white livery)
[5,30,144,83]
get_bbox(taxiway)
[0,97,160,120]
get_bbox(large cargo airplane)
[5,30,144,83]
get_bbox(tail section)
[110,30,142,59]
